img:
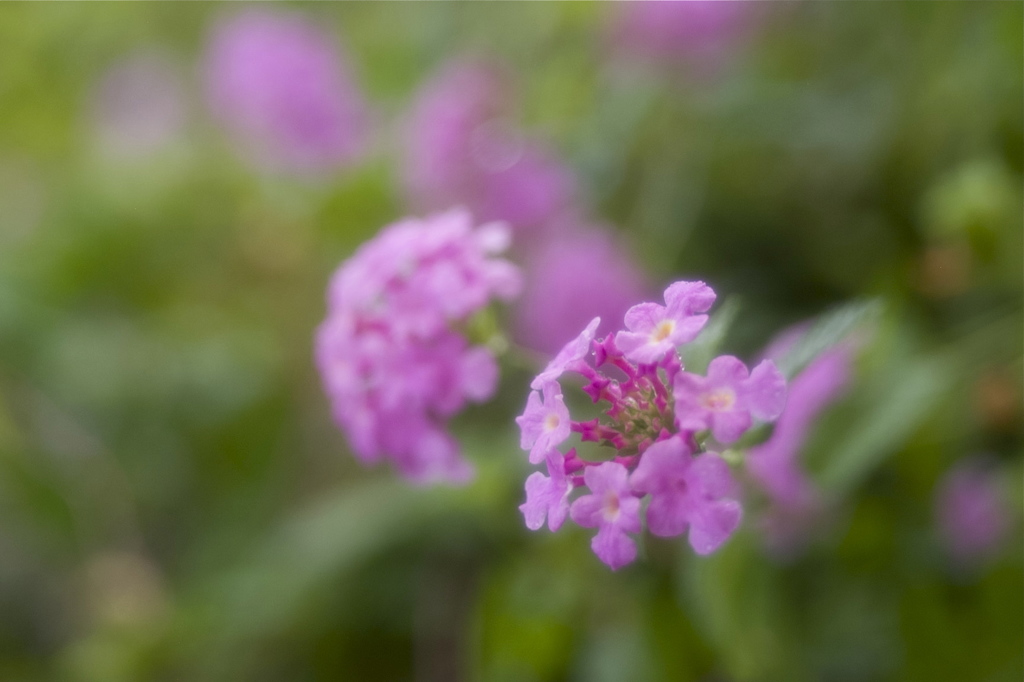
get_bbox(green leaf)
[776,299,884,379]
[678,536,798,682]
[680,297,742,375]
[818,354,950,494]
[166,477,488,675]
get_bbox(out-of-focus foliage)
[0,3,1020,681]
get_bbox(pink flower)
[673,355,786,443]
[570,462,642,570]
[611,0,755,66]
[316,210,519,484]
[520,449,573,532]
[615,281,715,365]
[515,280,787,569]
[531,317,601,390]
[514,224,653,355]
[516,382,571,465]
[936,459,1012,564]
[630,436,742,554]
[747,347,851,510]
[403,60,575,235]
[205,10,367,174]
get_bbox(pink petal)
[706,355,749,385]
[623,301,664,333]
[583,460,630,493]
[646,493,689,537]
[688,499,742,555]
[630,436,691,495]
[531,316,600,389]
[746,360,786,420]
[664,280,716,316]
[670,314,709,345]
[515,390,544,450]
[570,493,605,528]
[520,472,552,531]
[592,525,637,570]
[710,408,751,443]
[687,452,738,498]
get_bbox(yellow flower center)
[700,388,736,412]
[603,491,621,522]
[651,320,675,342]
[544,413,561,431]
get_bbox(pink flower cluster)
[316,209,521,484]
[517,281,786,570]
[403,61,575,237]
[610,0,756,68]
[205,10,368,174]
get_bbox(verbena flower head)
[404,60,575,234]
[206,10,367,174]
[317,209,520,484]
[517,280,786,569]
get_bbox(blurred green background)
[0,3,1021,681]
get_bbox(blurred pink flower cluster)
[205,10,368,174]
[609,0,757,74]
[935,459,1013,565]
[404,62,575,237]
[316,209,520,484]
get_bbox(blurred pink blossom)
[749,335,854,556]
[404,61,575,235]
[512,224,651,354]
[935,459,1012,565]
[611,0,755,69]
[316,209,520,484]
[748,347,852,509]
[205,10,368,174]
